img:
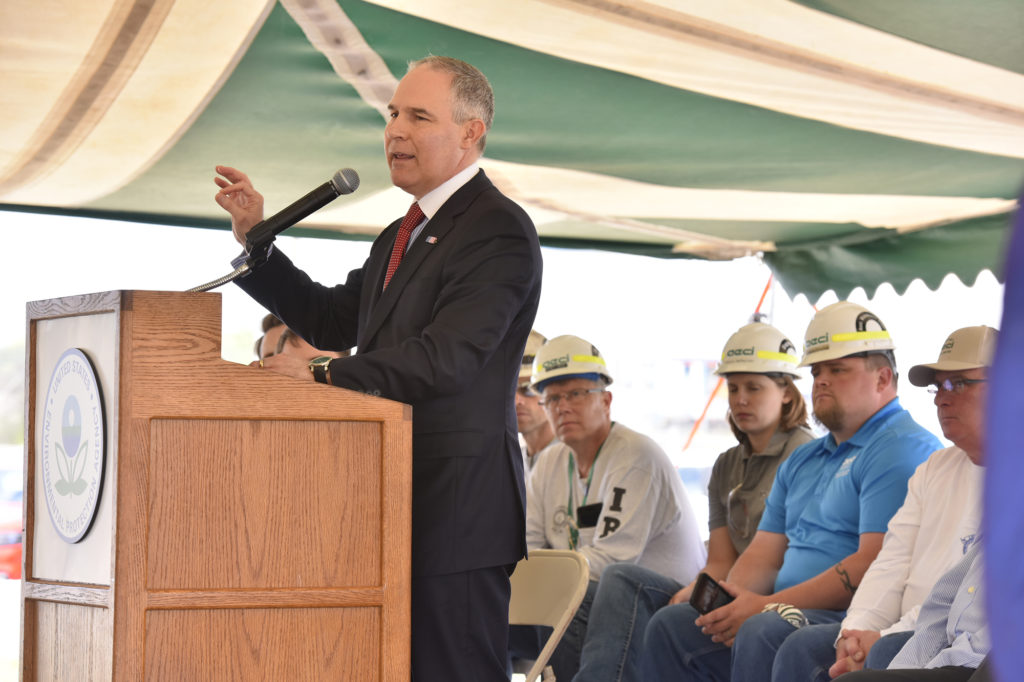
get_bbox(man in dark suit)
[214,56,542,681]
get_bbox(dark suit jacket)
[237,169,543,576]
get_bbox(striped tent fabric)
[1,0,1022,300]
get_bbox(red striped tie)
[383,202,424,290]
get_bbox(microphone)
[244,168,360,266]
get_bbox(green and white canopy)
[2,0,1022,299]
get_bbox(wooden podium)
[21,291,412,680]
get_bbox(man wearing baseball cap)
[772,325,996,681]
[516,330,556,471]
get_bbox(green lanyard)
[566,426,611,550]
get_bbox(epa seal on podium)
[41,348,106,543]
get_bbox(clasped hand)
[829,628,881,678]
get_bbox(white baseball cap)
[908,325,998,387]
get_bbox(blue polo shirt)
[759,398,941,592]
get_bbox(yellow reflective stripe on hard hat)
[757,350,799,365]
[831,330,891,343]
[571,354,606,366]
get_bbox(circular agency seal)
[41,348,106,543]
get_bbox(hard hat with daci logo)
[715,322,801,377]
[799,301,895,367]
[531,335,613,393]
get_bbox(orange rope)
[682,375,724,451]
[754,274,773,316]
[682,273,774,452]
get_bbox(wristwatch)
[308,356,333,385]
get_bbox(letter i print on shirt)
[600,487,626,538]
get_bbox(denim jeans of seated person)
[772,624,914,682]
[643,601,845,682]
[573,562,684,682]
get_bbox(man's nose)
[385,116,406,140]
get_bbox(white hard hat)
[908,326,998,387]
[531,335,613,392]
[799,301,895,367]
[714,322,801,377]
[519,330,548,387]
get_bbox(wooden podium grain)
[21,291,412,680]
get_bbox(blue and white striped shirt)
[889,539,988,670]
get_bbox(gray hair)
[409,56,494,152]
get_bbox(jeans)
[769,621,914,681]
[770,622,842,682]
[572,563,683,682]
[642,602,845,682]
[867,631,915,669]
[732,608,845,682]
[509,579,599,681]
[642,602,732,682]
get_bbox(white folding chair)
[509,549,590,682]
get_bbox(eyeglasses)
[926,378,987,395]
[539,388,605,409]
[516,385,538,398]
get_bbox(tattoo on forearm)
[835,562,856,595]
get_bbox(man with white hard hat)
[643,301,941,682]
[510,334,706,681]
[516,330,556,470]
[772,325,996,680]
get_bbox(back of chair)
[509,550,590,682]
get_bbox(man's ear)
[461,119,486,149]
[876,365,895,392]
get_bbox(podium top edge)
[27,290,220,318]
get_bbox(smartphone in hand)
[689,572,735,615]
